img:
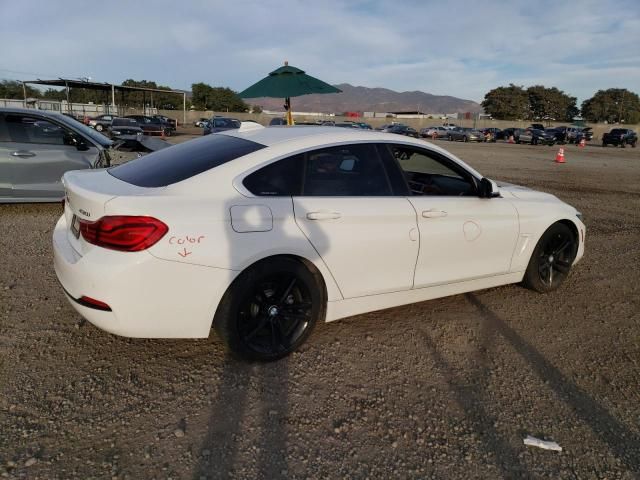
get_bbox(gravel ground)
[0,139,639,479]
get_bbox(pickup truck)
[602,128,637,148]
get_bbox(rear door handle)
[11,151,36,158]
[422,209,447,218]
[306,211,342,220]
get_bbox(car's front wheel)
[522,223,578,293]
[214,257,325,361]
[95,124,104,132]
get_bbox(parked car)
[448,127,484,142]
[382,124,419,138]
[203,117,242,135]
[352,122,372,130]
[518,128,556,145]
[125,115,172,136]
[501,127,523,142]
[108,117,144,140]
[602,128,637,148]
[420,126,448,138]
[0,107,112,202]
[53,126,585,361]
[152,115,177,131]
[545,128,564,143]
[481,127,503,141]
[554,126,590,144]
[88,114,116,132]
[195,118,209,128]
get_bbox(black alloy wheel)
[214,257,325,361]
[523,223,578,293]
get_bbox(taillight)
[79,216,168,252]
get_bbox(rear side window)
[243,154,303,195]
[303,144,392,196]
[109,134,265,187]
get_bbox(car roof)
[223,125,414,147]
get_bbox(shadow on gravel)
[465,293,640,474]
[193,355,289,480]
[420,326,528,479]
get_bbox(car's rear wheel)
[522,223,578,293]
[95,124,104,132]
[214,257,325,361]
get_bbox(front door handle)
[306,211,342,220]
[422,209,448,218]
[11,151,36,158]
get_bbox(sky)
[1,0,638,104]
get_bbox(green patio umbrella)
[238,62,342,125]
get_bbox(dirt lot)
[1,138,639,479]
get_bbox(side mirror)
[73,135,90,151]
[479,177,499,198]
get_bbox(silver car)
[0,108,112,202]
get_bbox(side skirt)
[325,272,524,322]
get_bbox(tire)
[95,124,104,132]
[602,142,607,147]
[463,136,468,142]
[632,141,637,148]
[522,223,578,293]
[532,138,538,145]
[448,135,453,141]
[214,257,325,361]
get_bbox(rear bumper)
[53,215,237,338]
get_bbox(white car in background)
[53,126,585,361]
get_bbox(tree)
[481,84,529,120]
[527,85,578,122]
[190,82,248,112]
[582,88,640,124]
[0,80,40,99]
[251,104,263,114]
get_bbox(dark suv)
[602,128,637,148]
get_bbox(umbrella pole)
[285,97,293,126]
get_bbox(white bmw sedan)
[54,125,585,361]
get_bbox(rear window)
[109,134,265,187]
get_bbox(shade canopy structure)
[238,62,341,125]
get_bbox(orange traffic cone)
[579,138,586,148]
[555,147,565,163]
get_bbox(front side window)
[0,114,77,146]
[387,145,476,196]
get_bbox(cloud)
[0,0,638,102]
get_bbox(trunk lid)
[63,169,155,256]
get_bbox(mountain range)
[249,83,482,114]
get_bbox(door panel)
[294,197,419,298]
[5,141,96,199]
[410,197,519,287]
